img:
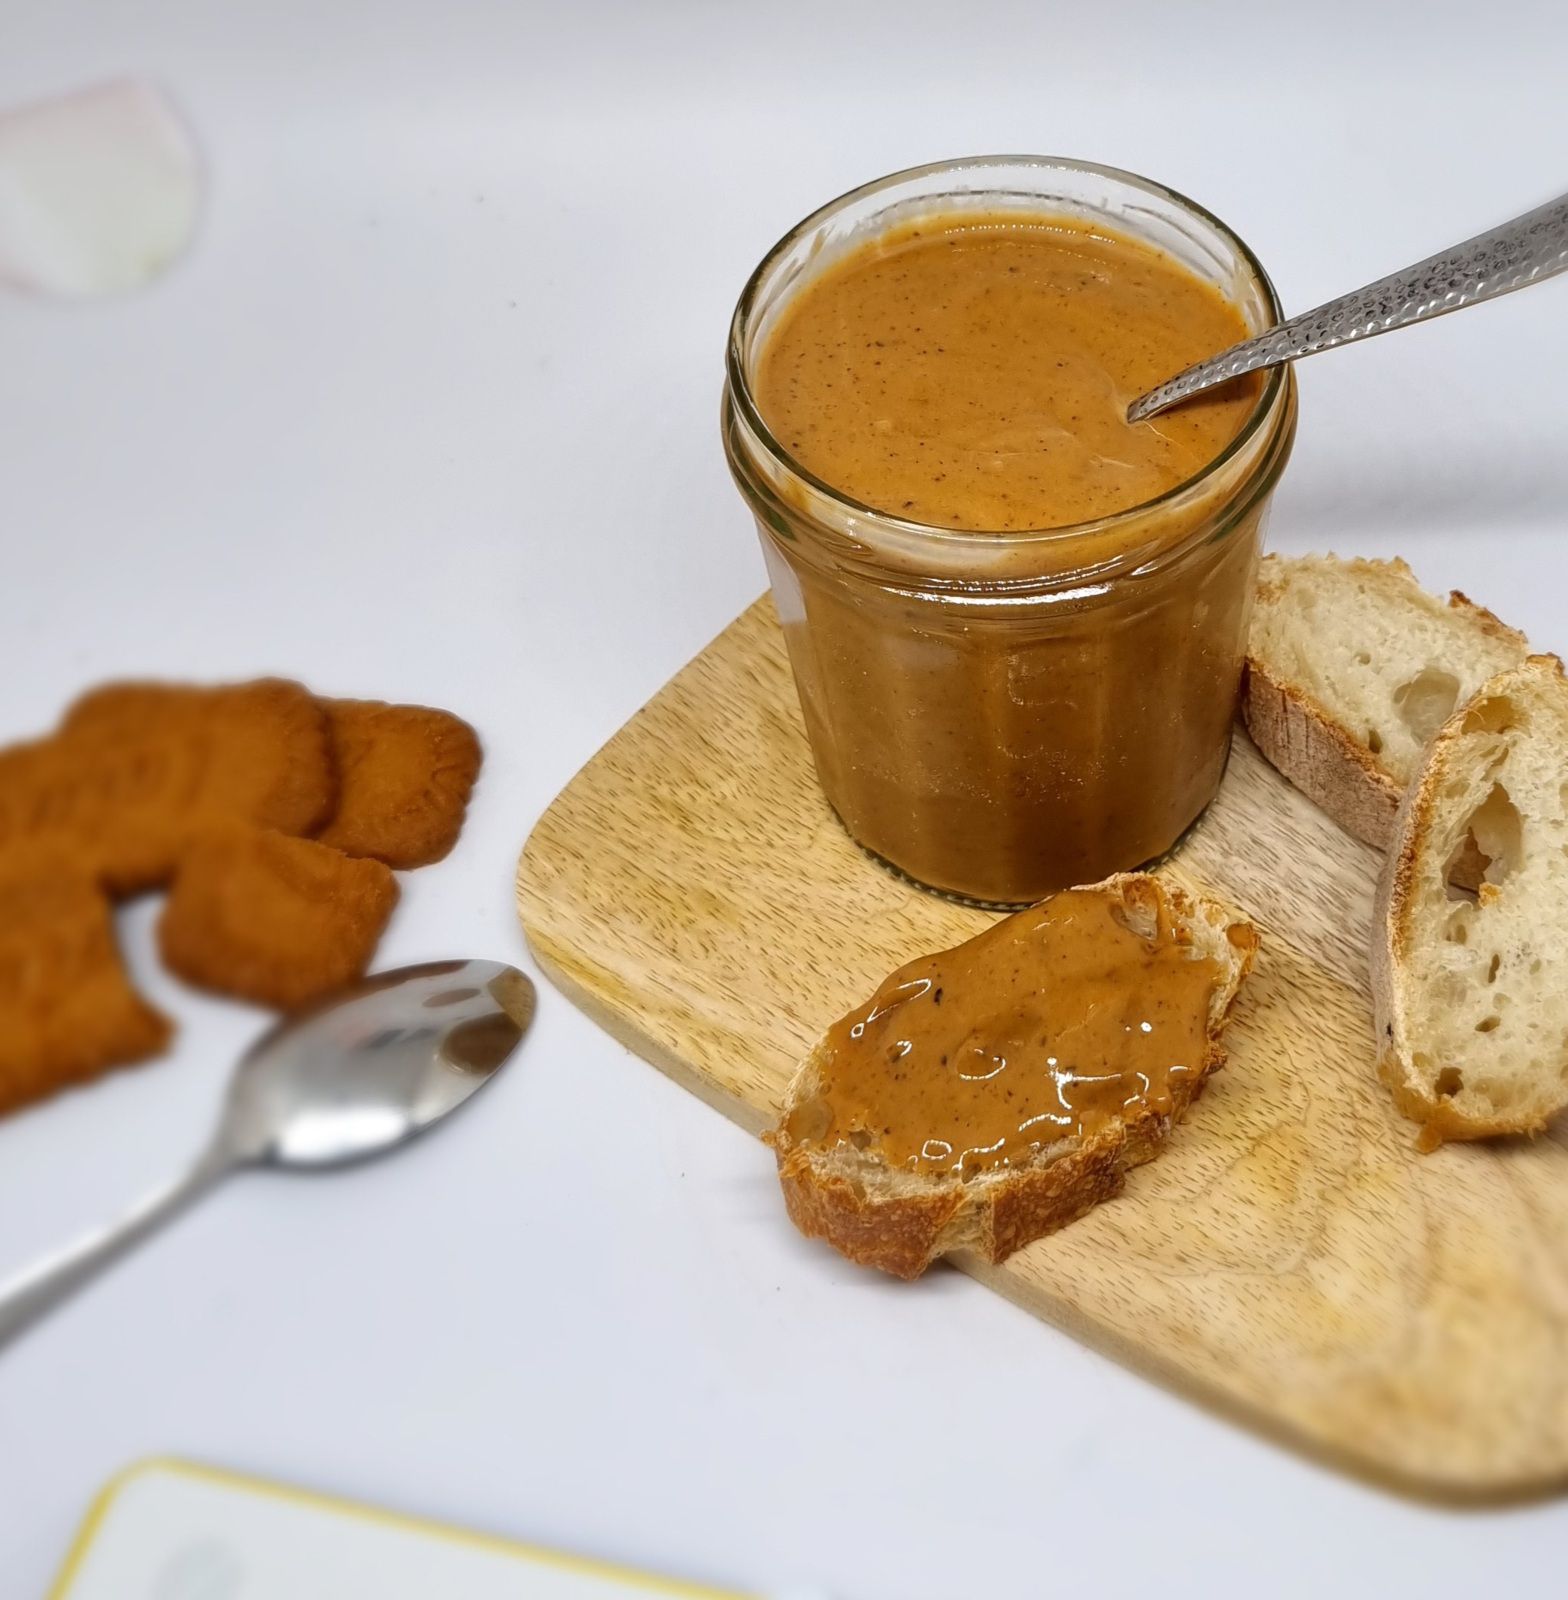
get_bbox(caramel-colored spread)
[734,207,1292,906]
[786,887,1221,1177]
[756,215,1258,531]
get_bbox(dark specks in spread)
[754,211,1259,533]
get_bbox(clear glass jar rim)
[725,153,1290,550]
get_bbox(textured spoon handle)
[1128,193,1568,421]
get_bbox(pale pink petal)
[0,78,200,298]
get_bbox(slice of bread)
[1373,656,1568,1146]
[768,874,1258,1279]
[1244,554,1529,852]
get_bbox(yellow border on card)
[49,1457,748,1599]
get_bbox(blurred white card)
[50,1459,748,1599]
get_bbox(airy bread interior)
[1376,658,1568,1142]
[1251,554,1528,789]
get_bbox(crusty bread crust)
[1244,556,1529,879]
[770,875,1258,1279]
[1241,657,1403,851]
[1445,590,1531,651]
[1373,655,1568,1146]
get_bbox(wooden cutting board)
[516,598,1568,1500]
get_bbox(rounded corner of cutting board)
[514,815,555,926]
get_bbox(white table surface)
[5,1,1568,1593]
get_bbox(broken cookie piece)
[315,698,481,868]
[0,863,172,1114]
[159,827,399,1010]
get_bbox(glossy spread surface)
[786,886,1222,1176]
[755,213,1259,532]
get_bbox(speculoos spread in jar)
[724,158,1297,905]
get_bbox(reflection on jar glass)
[723,156,1298,907]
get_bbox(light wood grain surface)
[516,598,1568,1500]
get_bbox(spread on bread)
[770,874,1257,1278]
[784,887,1225,1177]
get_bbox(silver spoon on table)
[1128,192,1568,422]
[0,959,535,1351]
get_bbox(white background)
[4,1,1568,1594]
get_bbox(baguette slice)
[1244,554,1529,851]
[1373,656,1568,1147]
[768,874,1258,1279]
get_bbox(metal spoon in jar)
[0,959,535,1351]
[1127,192,1568,422]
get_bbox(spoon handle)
[1128,193,1568,421]
[0,1145,230,1353]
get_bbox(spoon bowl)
[223,960,535,1169]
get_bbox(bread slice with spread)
[768,873,1257,1278]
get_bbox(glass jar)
[723,156,1298,907]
